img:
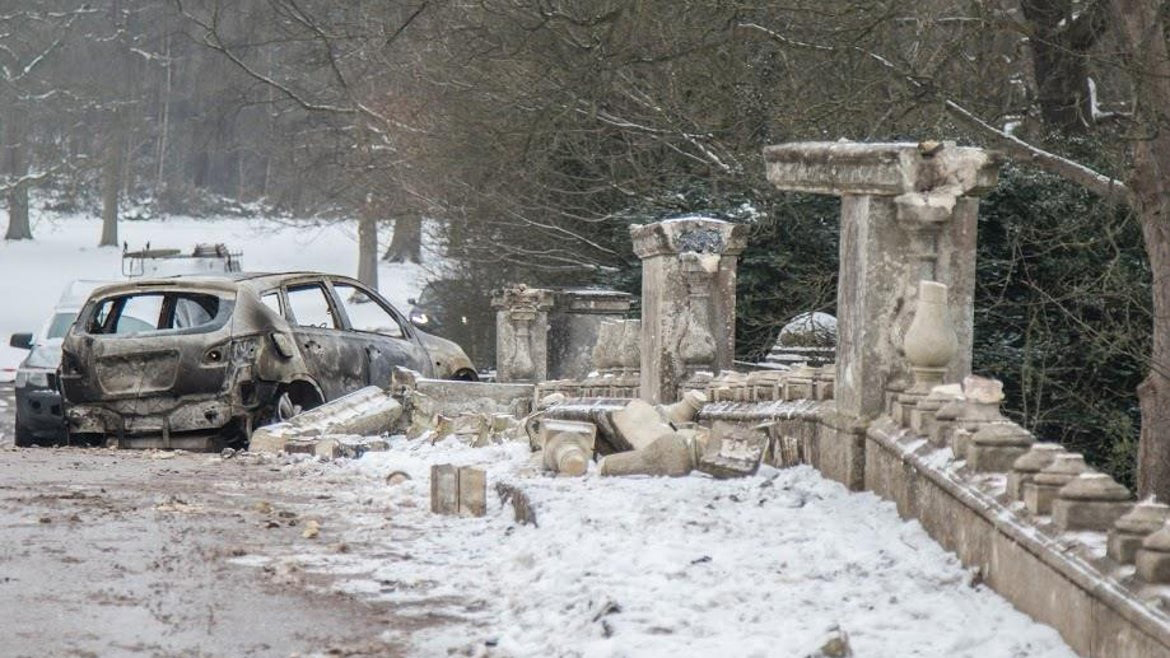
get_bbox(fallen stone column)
[538,419,597,477]
[249,386,403,454]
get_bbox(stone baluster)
[896,280,959,426]
[813,365,836,401]
[1006,443,1064,502]
[1108,501,1170,565]
[784,365,816,400]
[1024,453,1089,516]
[1051,473,1132,532]
[615,319,642,398]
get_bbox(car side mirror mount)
[407,297,417,305]
[9,332,33,350]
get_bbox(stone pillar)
[764,141,1000,422]
[492,286,555,383]
[630,218,748,403]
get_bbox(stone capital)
[491,286,555,314]
[763,141,1000,198]
[629,217,748,260]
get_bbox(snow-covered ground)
[244,439,1079,658]
[0,211,438,379]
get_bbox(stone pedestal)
[1051,473,1132,532]
[1136,525,1170,583]
[1024,453,1089,516]
[492,286,555,383]
[764,141,999,422]
[1108,501,1170,565]
[1006,443,1063,502]
[968,421,1034,473]
[630,218,748,403]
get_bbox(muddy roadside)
[0,406,429,657]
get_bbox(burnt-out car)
[60,272,477,450]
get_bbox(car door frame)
[279,276,369,401]
[322,277,433,384]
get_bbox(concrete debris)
[537,392,567,410]
[496,483,538,527]
[599,433,695,478]
[430,464,488,517]
[385,471,411,486]
[249,386,402,454]
[302,519,321,539]
[610,398,676,452]
[696,421,767,479]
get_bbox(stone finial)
[1136,523,1170,583]
[1108,500,1170,565]
[1006,443,1064,501]
[967,421,1034,473]
[1052,473,1133,532]
[1024,453,1089,515]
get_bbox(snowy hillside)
[0,212,440,380]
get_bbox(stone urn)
[903,280,958,393]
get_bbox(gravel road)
[0,386,426,657]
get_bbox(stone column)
[630,218,748,403]
[764,141,1000,421]
[492,285,555,383]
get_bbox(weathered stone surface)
[493,285,555,383]
[547,288,634,381]
[696,421,767,479]
[1006,443,1063,501]
[458,467,487,517]
[661,389,707,425]
[430,464,460,515]
[630,217,747,403]
[249,386,403,453]
[968,421,1033,473]
[1108,502,1170,565]
[1135,526,1170,582]
[610,399,675,452]
[598,433,695,478]
[1052,498,1133,533]
[538,419,597,476]
[1025,453,1089,516]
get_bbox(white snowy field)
[245,440,1080,658]
[0,211,436,380]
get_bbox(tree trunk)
[383,215,422,263]
[100,123,122,247]
[4,108,31,241]
[1112,0,1170,501]
[357,204,379,290]
[1020,0,1108,133]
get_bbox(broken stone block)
[1051,473,1132,532]
[967,421,1033,473]
[1108,500,1170,565]
[458,467,487,517]
[1006,443,1063,502]
[696,421,767,479]
[599,433,695,478]
[313,439,342,459]
[950,428,974,462]
[539,419,597,477]
[915,383,962,440]
[805,624,853,658]
[430,464,460,515]
[249,386,403,453]
[610,399,675,452]
[1136,524,1170,583]
[1024,453,1089,516]
[784,366,816,401]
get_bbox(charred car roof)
[85,271,358,297]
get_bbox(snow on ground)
[0,210,440,379]
[246,440,1079,658]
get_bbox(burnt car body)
[60,272,476,450]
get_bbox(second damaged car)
[60,272,477,450]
